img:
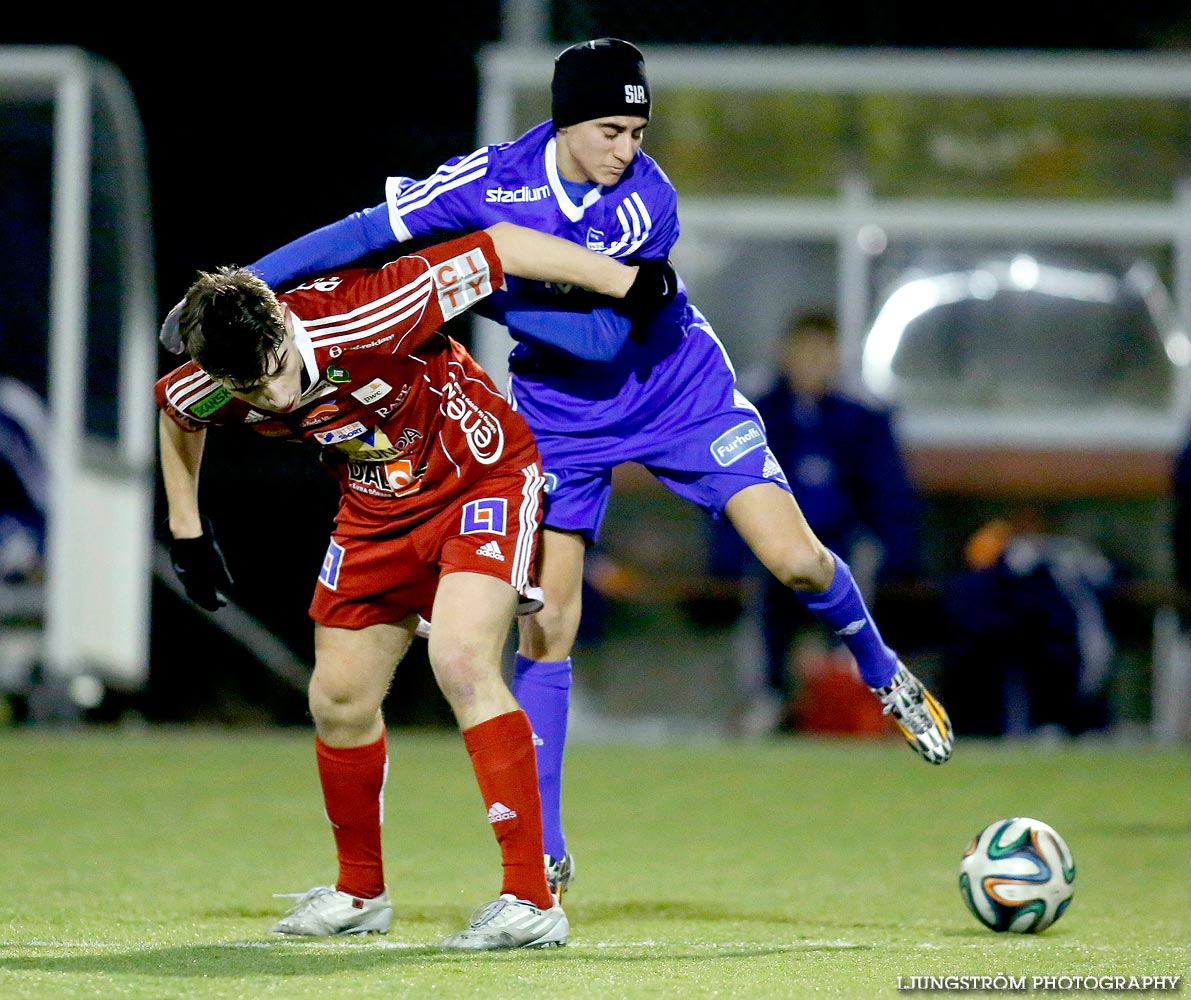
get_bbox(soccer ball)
[958,817,1075,933]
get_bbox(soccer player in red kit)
[156,221,671,949]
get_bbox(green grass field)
[0,727,1187,999]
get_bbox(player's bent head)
[179,267,286,385]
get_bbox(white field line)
[6,938,1186,955]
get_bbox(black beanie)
[551,38,651,129]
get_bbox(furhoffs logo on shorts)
[710,420,765,467]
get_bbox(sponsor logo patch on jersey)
[351,378,392,406]
[300,403,340,428]
[433,250,494,321]
[346,333,396,352]
[318,539,345,590]
[440,379,504,464]
[484,183,551,204]
[461,497,508,536]
[710,420,766,467]
[334,427,403,462]
[325,365,351,384]
[346,458,424,498]
[314,421,369,445]
[585,227,606,251]
[192,385,232,418]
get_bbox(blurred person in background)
[939,511,1115,739]
[161,38,953,916]
[157,222,663,949]
[1173,430,1191,604]
[707,311,925,736]
[1166,430,1191,740]
[0,376,47,586]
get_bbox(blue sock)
[511,654,570,860]
[795,551,899,687]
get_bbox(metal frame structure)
[0,46,156,698]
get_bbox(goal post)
[0,46,156,709]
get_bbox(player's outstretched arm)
[485,222,638,299]
[249,205,394,289]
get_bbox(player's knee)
[769,539,834,592]
[430,648,491,713]
[516,600,580,660]
[308,677,374,734]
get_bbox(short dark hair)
[178,267,285,385]
[784,309,836,341]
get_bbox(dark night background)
[6,3,1191,726]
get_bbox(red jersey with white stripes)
[155,231,541,535]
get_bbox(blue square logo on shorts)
[461,497,508,535]
[319,539,345,590]
[710,420,765,467]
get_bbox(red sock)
[315,731,388,899]
[463,710,552,910]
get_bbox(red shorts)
[309,462,545,630]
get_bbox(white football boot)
[270,886,392,936]
[871,662,954,764]
[440,894,569,950]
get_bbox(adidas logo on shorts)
[476,540,504,561]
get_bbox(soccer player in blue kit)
[162,37,953,910]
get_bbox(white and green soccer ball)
[959,817,1075,933]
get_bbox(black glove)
[621,258,677,316]
[169,516,234,611]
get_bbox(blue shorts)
[508,307,790,543]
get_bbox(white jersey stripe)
[607,205,632,255]
[305,287,433,349]
[302,271,435,351]
[302,270,433,332]
[630,192,653,238]
[618,197,650,257]
[305,297,433,353]
[437,431,462,479]
[392,165,489,219]
[623,197,644,241]
[512,462,544,591]
[164,368,212,408]
[604,194,650,257]
[621,200,643,247]
[167,370,222,413]
[390,148,489,212]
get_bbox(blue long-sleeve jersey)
[251,120,686,365]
